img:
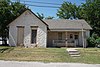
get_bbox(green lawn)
[0,46,100,64]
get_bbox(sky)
[12,0,85,18]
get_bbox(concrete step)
[70,55,80,57]
[66,49,80,57]
[69,52,80,55]
[67,49,78,52]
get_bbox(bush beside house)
[95,38,100,48]
[87,33,100,47]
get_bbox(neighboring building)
[8,10,92,48]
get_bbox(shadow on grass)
[0,47,14,53]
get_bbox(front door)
[17,26,24,46]
[68,32,79,46]
[74,35,79,46]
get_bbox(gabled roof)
[27,9,48,26]
[44,19,92,30]
[9,9,92,30]
[9,9,48,26]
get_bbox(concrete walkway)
[0,60,100,67]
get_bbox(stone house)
[8,10,92,48]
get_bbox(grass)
[0,46,100,64]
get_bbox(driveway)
[0,60,100,67]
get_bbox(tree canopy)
[0,0,27,45]
[57,2,82,19]
[37,12,54,19]
[80,0,100,36]
[57,0,100,36]
[37,12,44,19]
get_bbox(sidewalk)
[0,60,100,67]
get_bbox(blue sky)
[12,0,85,18]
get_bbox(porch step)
[66,49,80,57]
[70,55,80,57]
[67,49,78,52]
[69,52,80,55]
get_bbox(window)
[70,34,73,38]
[31,30,37,44]
[75,35,78,39]
[58,32,63,40]
[31,26,38,44]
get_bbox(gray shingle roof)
[44,19,92,30]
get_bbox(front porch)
[47,31,86,47]
[52,39,78,47]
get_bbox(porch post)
[65,32,68,47]
[81,24,85,48]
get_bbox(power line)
[12,0,62,5]
[21,1,62,5]
[12,0,61,8]
[22,3,60,8]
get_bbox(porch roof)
[44,19,92,30]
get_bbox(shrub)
[87,33,100,47]
[92,33,99,39]
[87,37,96,47]
[87,34,100,47]
[95,38,100,46]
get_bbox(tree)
[80,0,100,36]
[57,1,82,19]
[37,13,44,19]
[0,0,27,45]
[37,13,54,19]
[57,0,100,36]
